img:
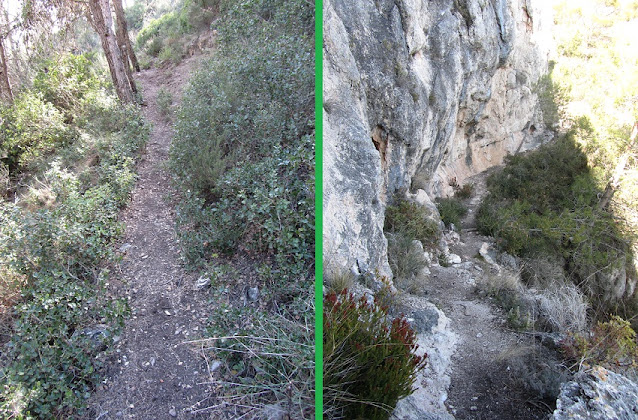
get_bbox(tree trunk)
[598,122,638,211]
[0,35,12,103]
[0,2,12,104]
[88,0,134,103]
[112,0,140,72]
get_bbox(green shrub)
[32,53,102,120]
[175,137,313,272]
[387,233,427,290]
[136,0,218,65]
[477,135,632,310]
[156,87,173,119]
[436,197,467,228]
[562,315,638,375]
[146,36,163,57]
[324,290,427,419]
[454,183,474,199]
[384,199,439,245]
[125,0,146,31]
[0,92,78,171]
[0,88,147,416]
[168,1,314,414]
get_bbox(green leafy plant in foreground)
[0,82,147,416]
[324,290,427,420]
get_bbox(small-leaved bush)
[169,0,314,414]
[384,199,439,246]
[436,197,467,228]
[324,290,427,420]
[156,87,173,120]
[136,0,219,64]
[386,233,427,292]
[384,199,438,288]
[562,315,638,377]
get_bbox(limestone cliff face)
[324,0,552,278]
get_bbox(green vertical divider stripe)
[314,0,323,418]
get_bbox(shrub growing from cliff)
[436,197,467,228]
[384,199,439,288]
[562,315,638,377]
[324,290,427,420]
[385,199,439,246]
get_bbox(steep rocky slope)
[323,0,553,279]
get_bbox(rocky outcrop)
[392,301,457,420]
[323,0,552,279]
[553,367,638,420]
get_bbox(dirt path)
[86,57,215,420]
[433,173,551,420]
[395,172,554,420]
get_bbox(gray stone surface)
[393,301,457,420]
[323,0,552,281]
[553,367,638,420]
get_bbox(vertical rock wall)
[323,0,552,279]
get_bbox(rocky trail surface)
[86,56,215,420]
[394,173,553,420]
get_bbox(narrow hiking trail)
[434,173,551,420]
[397,172,554,420]
[87,57,215,420]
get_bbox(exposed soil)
[85,55,216,420]
[417,172,555,419]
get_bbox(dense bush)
[477,135,632,308]
[384,199,438,286]
[0,92,77,171]
[386,233,427,291]
[170,0,313,275]
[32,53,102,119]
[169,0,314,414]
[384,199,439,246]
[436,197,467,228]
[136,0,219,63]
[562,315,638,376]
[324,290,427,419]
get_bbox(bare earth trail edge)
[86,56,216,420]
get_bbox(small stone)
[119,243,132,253]
[448,254,462,265]
[209,360,222,373]
[169,408,177,417]
[470,406,478,411]
[476,332,483,338]
[247,286,259,301]
[194,277,211,290]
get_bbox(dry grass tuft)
[537,282,589,334]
